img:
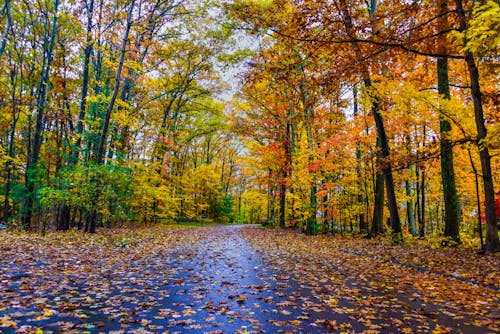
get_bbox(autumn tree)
[0,0,241,231]
[225,0,498,251]
[453,0,499,252]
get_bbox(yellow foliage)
[452,1,500,55]
[484,123,500,150]
[129,161,179,220]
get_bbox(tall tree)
[437,0,460,244]
[95,0,135,164]
[22,0,60,229]
[454,0,499,252]
[72,0,95,165]
[338,0,402,242]
[0,0,12,57]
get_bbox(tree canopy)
[0,0,498,252]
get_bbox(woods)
[0,0,498,252]
[0,1,499,332]
[226,0,500,251]
[0,0,241,231]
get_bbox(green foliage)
[37,163,133,226]
[213,194,235,223]
[38,187,71,210]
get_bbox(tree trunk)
[420,164,426,238]
[437,56,460,243]
[22,0,60,230]
[368,80,403,243]
[95,0,135,164]
[267,168,273,225]
[467,149,484,250]
[56,203,71,231]
[72,0,95,165]
[279,179,286,228]
[370,171,385,237]
[437,0,460,244]
[87,0,135,233]
[353,85,368,234]
[3,63,21,222]
[339,1,402,243]
[406,164,417,237]
[454,0,499,252]
[0,0,11,57]
[296,63,317,235]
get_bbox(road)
[1,225,497,333]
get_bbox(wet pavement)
[1,225,497,333]
[1,225,357,333]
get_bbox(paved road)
[1,225,495,333]
[153,225,367,333]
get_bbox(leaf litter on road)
[0,225,498,333]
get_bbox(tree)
[454,0,499,252]
[0,0,12,57]
[22,0,60,230]
[72,0,95,165]
[437,0,460,244]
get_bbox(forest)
[224,0,500,252]
[0,0,499,332]
[1,0,498,249]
